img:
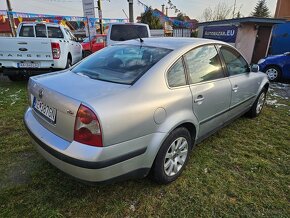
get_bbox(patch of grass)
[0,81,289,217]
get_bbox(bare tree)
[201,2,233,21]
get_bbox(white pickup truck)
[0,22,82,81]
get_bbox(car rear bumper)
[24,107,164,183]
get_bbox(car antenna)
[135,32,144,43]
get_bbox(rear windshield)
[110,25,149,41]
[71,45,172,85]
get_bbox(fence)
[173,28,192,37]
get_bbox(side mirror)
[251,64,259,73]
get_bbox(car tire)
[83,51,92,58]
[65,57,72,69]
[151,127,192,184]
[265,66,281,82]
[246,88,267,118]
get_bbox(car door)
[93,36,105,52]
[65,28,81,63]
[218,45,259,120]
[184,44,232,138]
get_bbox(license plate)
[18,63,39,68]
[33,97,57,124]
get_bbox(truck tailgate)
[0,37,53,61]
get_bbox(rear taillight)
[74,104,103,147]
[51,42,61,59]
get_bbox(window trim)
[216,44,251,77]
[183,43,227,85]
[166,56,189,89]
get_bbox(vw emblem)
[39,89,44,99]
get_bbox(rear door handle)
[232,85,239,92]
[194,95,204,103]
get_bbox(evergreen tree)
[176,12,186,21]
[140,7,163,29]
[251,0,271,18]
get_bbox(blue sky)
[0,0,277,21]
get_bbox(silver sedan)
[24,37,269,184]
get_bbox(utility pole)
[97,0,104,34]
[128,0,134,23]
[6,0,16,36]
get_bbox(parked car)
[81,34,107,58]
[258,52,290,81]
[0,22,83,81]
[81,23,151,58]
[24,38,269,184]
[105,23,150,46]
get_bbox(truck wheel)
[151,127,192,184]
[65,58,72,69]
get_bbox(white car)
[0,22,83,81]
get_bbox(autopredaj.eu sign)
[203,26,238,43]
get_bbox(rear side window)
[35,24,47,37]
[219,46,249,76]
[47,27,64,38]
[19,26,34,37]
[110,25,149,41]
[167,58,187,87]
[184,45,225,84]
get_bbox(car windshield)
[83,36,94,43]
[71,45,172,85]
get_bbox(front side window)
[167,58,187,87]
[219,46,249,76]
[47,27,64,38]
[72,45,172,85]
[19,26,34,37]
[184,45,224,84]
[35,24,47,37]
[110,25,149,41]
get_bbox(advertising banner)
[82,0,96,36]
[203,26,238,43]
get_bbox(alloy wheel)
[256,92,266,114]
[266,68,278,81]
[163,137,188,176]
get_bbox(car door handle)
[194,95,204,103]
[232,85,239,92]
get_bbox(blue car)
[258,52,290,82]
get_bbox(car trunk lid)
[28,70,129,142]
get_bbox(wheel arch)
[150,120,198,161]
[67,52,72,63]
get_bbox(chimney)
[161,4,165,14]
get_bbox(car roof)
[109,22,148,26]
[117,37,229,50]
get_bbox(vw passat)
[24,38,269,184]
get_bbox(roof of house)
[199,17,286,26]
